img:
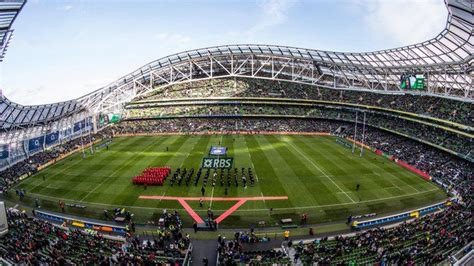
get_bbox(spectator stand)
[451,241,473,266]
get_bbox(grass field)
[12,134,447,228]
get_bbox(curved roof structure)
[79,0,472,113]
[0,97,82,131]
[0,0,25,61]
[0,0,472,133]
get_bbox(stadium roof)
[80,0,472,113]
[0,97,82,131]
[0,0,25,62]
[0,0,472,133]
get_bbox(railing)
[183,243,193,266]
[451,241,473,266]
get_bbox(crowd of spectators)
[138,77,472,125]
[0,76,471,264]
[122,102,472,156]
[115,117,472,205]
[110,117,472,264]
[0,133,107,193]
[290,203,470,264]
[0,208,191,264]
[111,118,345,135]
[217,232,289,265]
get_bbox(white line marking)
[243,136,259,182]
[284,137,356,203]
[25,157,84,191]
[374,173,404,192]
[27,188,441,213]
[157,191,166,204]
[209,186,215,208]
[178,136,200,168]
[79,164,130,202]
[248,153,259,182]
[79,138,159,202]
[261,192,266,205]
[406,183,420,193]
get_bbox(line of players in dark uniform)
[168,167,255,188]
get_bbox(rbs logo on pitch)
[201,157,233,169]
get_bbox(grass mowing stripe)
[79,136,163,202]
[243,136,259,183]
[256,135,320,207]
[282,135,356,203]
[264,135,341,205]
[313,138,436,202]
[16,139,126,190]
[245,135,292,209]
[105,135,181,206]
[25,187,441,213]
[13,135,448,227]
[303,137,398,200]
[235,135,266,210]
[319,137,422,194]
[31,137,146,197]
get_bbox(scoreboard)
[400,74,425,90]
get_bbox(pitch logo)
[201,157,233,169]
[209,146,227,156]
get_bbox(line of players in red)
[131,167,171,185]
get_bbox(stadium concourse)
[0,0,472,265]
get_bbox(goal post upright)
[352,111,358,154]
[360,112,366,157]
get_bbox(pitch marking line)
[26,188,440,215]
[156,195,288,224]
[284,137,356,203]
[139,195,288,201]
[406,183,420,193]
[23,156,86,192]
[178,136,200,168]
[243,137,260,183]
[177,199,204,224]
[157,191,166,204]
[79,138,159,202]
[234,188,441,212]
[209,186,215,208]
[214,200,247,224]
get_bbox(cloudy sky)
[0,0,447,105]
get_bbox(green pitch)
[12,135,447,227]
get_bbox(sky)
[0,0,447,105]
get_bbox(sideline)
[22,188,440,213]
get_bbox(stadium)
[0,0,472,265]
